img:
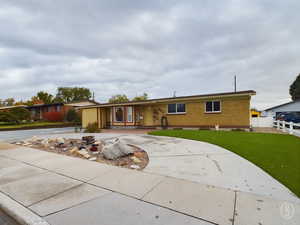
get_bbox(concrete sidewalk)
[36,133,299,203]
[0,144,299,225]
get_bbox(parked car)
[276,112,300,123]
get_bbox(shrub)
[9,107,31,121]
[84,122,101,133]
[43,111,64,122]
[66,109,79,122]
[0,112,18,124]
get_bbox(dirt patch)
[12,136,149,170]
[0,142,17,150]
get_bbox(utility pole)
[173,91,176,97]
[234,75,237,92]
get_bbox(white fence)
[273,120,300,137]
[251,117,274,127]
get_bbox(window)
[168,103,186,114]
[177,103,186,113]
[168,104,176,113]
[127,107,133,122]
[205,101,221,113]
[115,107,124,122]
[56,105,61,112]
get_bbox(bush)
[84,122,101,133]
[43,111,64,122]
[66,109,79,122]
[9,107,31,121]
[0,112,18,124]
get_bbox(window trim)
[205,100,221,113]
[167,103,186,114]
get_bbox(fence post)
[276,120,280,130]
[282,121,286,132]
[289,122,294,135]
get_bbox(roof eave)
[78,90,256,110]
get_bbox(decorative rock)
[130,165,140,169]
[78,149,88,155]
[90,146,98,152]
[41,139,49,148]
[56,137,65,144]
[70,147,78,154]
[102,139,134,160]
[131,156,142,163]
[83,154,91,159]
[134,151,144,158]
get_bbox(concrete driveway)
[35,133,299,203]
[0,143,299,225]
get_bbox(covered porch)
[82,104,156,129]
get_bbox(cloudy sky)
[0,0,299,109]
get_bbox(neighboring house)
[262,100,300,118]
[0,105,27,112]
[80,90,256,129]
[27,100,99,120]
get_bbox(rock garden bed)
[12,136,148,170]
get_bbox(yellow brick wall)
[141,96,251,127]
[82,108,98,128]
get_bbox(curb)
[0,124,76,132]
[0,192,50,225]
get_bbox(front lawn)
[0,121,75,130]
[149,130,300,197]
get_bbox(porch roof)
[79,90,256,109]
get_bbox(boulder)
[131,156,142,163]
[56,137,65,144]
[70,147,78,154]
[102,139,134,160]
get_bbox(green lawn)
[149,130,300,197]
[0,121,75,130]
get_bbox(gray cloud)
[0,0,299,109]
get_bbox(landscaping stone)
[102,138,134,160]
[10,136,148,170]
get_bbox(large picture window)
[114,106,133,122]
[168,103,186,114]
[205,101,221,113]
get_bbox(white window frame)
[205,100,221,113]
[167,103,186,114]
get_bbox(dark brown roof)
[79,90,256,109]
